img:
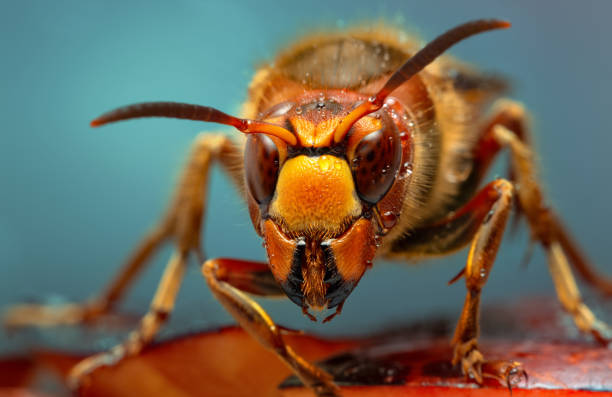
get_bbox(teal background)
[1,1,611,352]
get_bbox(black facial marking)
[286,145,346,158]
[282,238,306,306]
[321,241,356,309]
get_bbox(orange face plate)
[269,154,361,237]
[263,219,296,285]
[327,218,376,283]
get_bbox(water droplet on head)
[479,268,487,278]
[381,211,398,229]
[318,156,331,171]
[400,163,413,179]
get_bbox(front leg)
[388,179,524,386]
[203,258,340,397]
[448,179,525,385]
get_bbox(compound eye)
[350,125,402,205]
[245,134,280,204]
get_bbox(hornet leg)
[203,258,340,397]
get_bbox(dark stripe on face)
[286,145,347,159]
[282,237,306,306]
[321,241,355,309]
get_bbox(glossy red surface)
[1,297,610,396]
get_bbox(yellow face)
[269,154,361,237]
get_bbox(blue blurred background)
[1,1,611,353]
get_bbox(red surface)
[1,297,611,396]
[281,338,612,396]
